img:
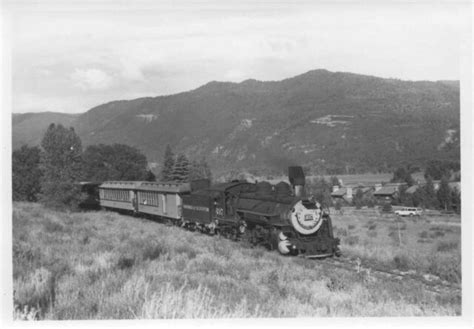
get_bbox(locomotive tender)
[98,166,340,258]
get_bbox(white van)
[394,207,423,216]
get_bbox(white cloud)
[9,1,469,114]
[70,68,114,90]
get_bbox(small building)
[373,183,406,201]
[331,184,374,204]
[331,186,353,204]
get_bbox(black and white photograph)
[1,0,472,326]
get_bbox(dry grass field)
[12,202,461,320]
[331,207,461,284]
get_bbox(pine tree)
[437,177,452,211]
[423,177,439,210]
[199,157,212,182]
[39,123,83,209]
[171,154,190,182]
[451,187,461,214]
[189,159,201,181]
[352,188,364,209]
[160,145,175,181]
[330,176,341,188]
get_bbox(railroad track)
[312,255,461,295]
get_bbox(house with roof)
[373,183,406,202]
[331,184,374,204]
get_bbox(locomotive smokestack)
[288,166,306,198]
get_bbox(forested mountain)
[12,69,460,177]
[12,112,79,150]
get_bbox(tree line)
[12,123,212,209]
[390,162,460,213]
[306,160,460,213]
[160,145,212,183]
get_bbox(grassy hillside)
[12,203,460,320]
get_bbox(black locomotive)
[181,166,340,258]
[95,166,340,258]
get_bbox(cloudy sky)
[6,0,470,114]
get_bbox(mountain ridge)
[12,69,460,177]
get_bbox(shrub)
[348,224,356,230]
[345,235,359,246]
[174,244,198,259]
[418,231,428,239]
[392,255,410,271]
[13,268,55,317]
[142,243,166,261]
[427,254,461,283]
[436,241,458,252]
[429,231,445,239]
[117,255,135,270]
[335,228,348,237]
[13,304,39,321]
[367,231,377,238]
[368,224,377,230]
[43,219,64,233]
[382,203,392,213]
[326,275,349,291]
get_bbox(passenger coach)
[99,181,141,212]
[135,182,191,220]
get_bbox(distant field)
[251,172,426,186]
[12,202,461,320]
[319,172,426,185]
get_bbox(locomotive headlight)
[289,200,324,235]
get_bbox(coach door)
[177,196,182,218]
[131,190,138,211]
[224,192,235,217]
[161,194,167,214]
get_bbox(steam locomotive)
[94,166,340,258]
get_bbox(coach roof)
[136,181,191,193]
[99,181,143,190]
